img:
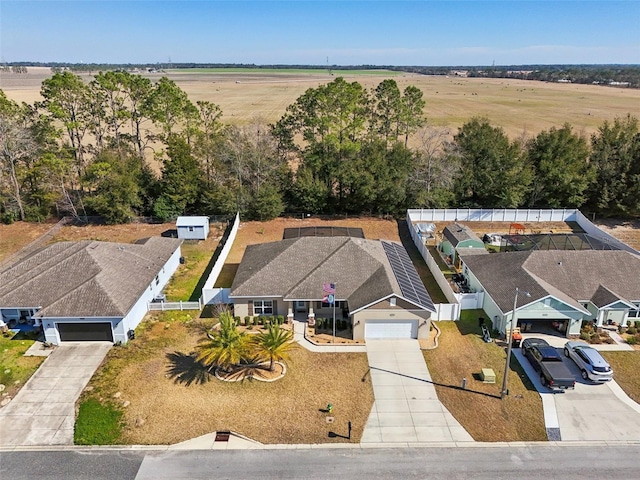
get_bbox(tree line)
[1,72,639,225]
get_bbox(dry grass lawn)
[600,351,640,405]
[595,219,640,251]
[4,67,640,140]
[50,222,176,244]
[81,313,373,445]
[423,311,547,442]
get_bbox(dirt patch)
[227,217,400,264]
[50,222,177,244]
[0,221,55,264]
[594,219,640,251]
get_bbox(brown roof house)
[230,237,435,340]
[439,223,487,268]
[0,237,183,344]
[461,250,640,337]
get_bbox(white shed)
[176,216,210,240]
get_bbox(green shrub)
[244,316,250,326]
[627,327,637,335]
[234,316,240,326]
[635,321,640,329]
[579,331,590,341]
[277,315,284,325]
[75,399,123,445]
[627,336,638,345]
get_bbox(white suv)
[564,341,613,382]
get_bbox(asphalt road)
[2,445,640,480]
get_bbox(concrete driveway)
[0,342,111,446]
[362,339,473,444]
[514,346,640,441]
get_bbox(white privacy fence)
[201,212,240,305]
[407,208,578,223]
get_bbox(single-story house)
[0,237,183,344]
[230,237,436,340]
[439,223,487,267]
[460,250,640,337]
[176,216,210,240]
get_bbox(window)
[390,297,397,307]
[629,303,640,318]
[321,300,342,308]
[253,300,273,316]
[155,275,160,286]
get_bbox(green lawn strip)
[74,398,123,445]
[424,311,547,442]
[600,351,640,404]
[0,332,45,398]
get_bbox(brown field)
[2,67,640,139]
[0,221,56,264]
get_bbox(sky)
[1,1,639,66]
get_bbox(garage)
[519,319,568,336]
[365,320,418,339]
[57,322,113,342]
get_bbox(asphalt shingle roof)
[462,250,640,314]
[230,237,434,312]
[0,237,183,318]
[443,223,482,247]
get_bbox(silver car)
[564,341,613,382]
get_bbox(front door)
[295,301,306,313]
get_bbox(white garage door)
[365,320,418,339]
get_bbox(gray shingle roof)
[0,237,183,318]
[462,250,640,314]
[443,223,482,247]
[230,237,434,312]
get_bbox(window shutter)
[272,300,277,315]
[248,300,254,316]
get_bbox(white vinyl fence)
[148,300,202,311]
[201,212,240,305]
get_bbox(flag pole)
[332,284,336,345]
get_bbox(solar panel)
[381,241,435,311]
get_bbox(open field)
[166,68,400,76]
[3,67,640,139]
[0,221,55,264]
[423,311,547,442]
[76,313,373,444]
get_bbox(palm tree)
[195,312,250,372]
[253,324,296,371]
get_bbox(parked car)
[521,338,576,391]
[564,341,613,382]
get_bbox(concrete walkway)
[0,342,111,446]
[362,340,473,443]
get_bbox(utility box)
[481,368,496,383]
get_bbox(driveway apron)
[362,339,473,443]
[0,342,111,446]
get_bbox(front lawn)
[76,312,373,445]
[601,351,640,404]
[423,310,547,442]
[0,331,45,399]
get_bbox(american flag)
[323,283,335,304]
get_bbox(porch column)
[596,310,606,327]
[308,302,315,326]
[621,310,629,328]
[287,301,294,322]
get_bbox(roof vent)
[558,261,562,266]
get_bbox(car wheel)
[564,348,570,357]
[540,374,547,386]
[581,370,588,380]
